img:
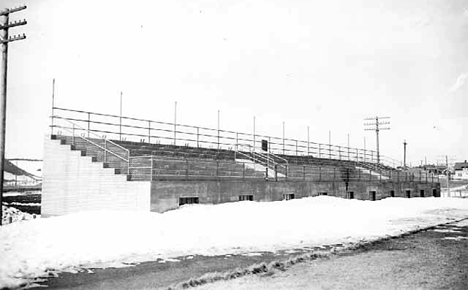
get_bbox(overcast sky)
[2,0,467,165]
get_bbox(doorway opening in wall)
[369,191,376,201]
[318,192,328,196]
[239,194,254,201]
[406,190,411,198]
[179,197,199,206]
[390,190,395,197]
[420,189,425,197]
[433,188,437,197]
[283,193,295,200]
[347,191,354,199]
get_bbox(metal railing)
[50,106,400,167]
[53,118,130,173]
[126,155,439,184]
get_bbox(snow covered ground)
[1,196,468,289]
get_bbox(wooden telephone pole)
[364,116,390,164]
[0,5,27,226]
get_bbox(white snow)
[1,205,36,225]
[1,196,468,289]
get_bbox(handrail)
[53,116,130,156]
[55,119,130,163]
[51,106,407,166]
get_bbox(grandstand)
[41,107,440,216]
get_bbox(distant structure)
[453,161,468,180]
[40,104,441,217]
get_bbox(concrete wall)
[150,179,440,212]
[42,136,151,217]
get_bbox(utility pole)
[364,116,390,164]
[403,140,407,168]
[0,5,27,226]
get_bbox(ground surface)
[27,220,468,290]
[198,219,468,290]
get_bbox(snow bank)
[1,205,36,225]
[1,196,468,288]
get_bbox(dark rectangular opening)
[390,190,395,198]
[239,194,254,201]
[283,193,295,200]
[318,192,328,196]
[347,191,354,199]
[369,191,376,201]
[179,196,199,206]
[406,190,411,198]
[420,189,425,197]
[433,188,437,197]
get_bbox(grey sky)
[2,0,467,165]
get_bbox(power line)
[0,5,27,226]
[364,116,390,164]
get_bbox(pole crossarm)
[0,33,26,44]
[0,5,27,16]
[0,19,27,30]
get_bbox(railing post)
[216,160,219,178]
[338,146,341,160]
[318,144,321,158]
[197,127,200,148]
[185,159,189,181]
[87,112,91,138]
[303,165,306,180]
[333,167,336,182]
[285,164,288,181]
[319,166,322,181]
[148,121,151,143]
[72,124,75,146]
[104,140,107,163]
[265,167,268,181]
[295,140,298,156]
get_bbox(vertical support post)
[328,131,331,159]
[174,101,177,145]
[72,124,75,146]
[87,112,91,138]
[403,140,407,168]
[104,140,107,163]
[51,78,55,135]
[355,148,358,161]
[119,91,123,141]
[185,159,189,181]
[253,116,256,152]
[197,127,200,147]
[307,126,310,156]
[147,121,151,143]
[275,164,278,182]
[379,169,382,182]
[318,143,321,158]
[347,133,350,161]
[282,121,285,155]
[285,164,288,181]
[303,165,306,180]
[319,166,322,181]
[363,137,366,162]
[217,109,220,150]
[295,140,298,156]
[333,167,336,181]
[235,132,238,151]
